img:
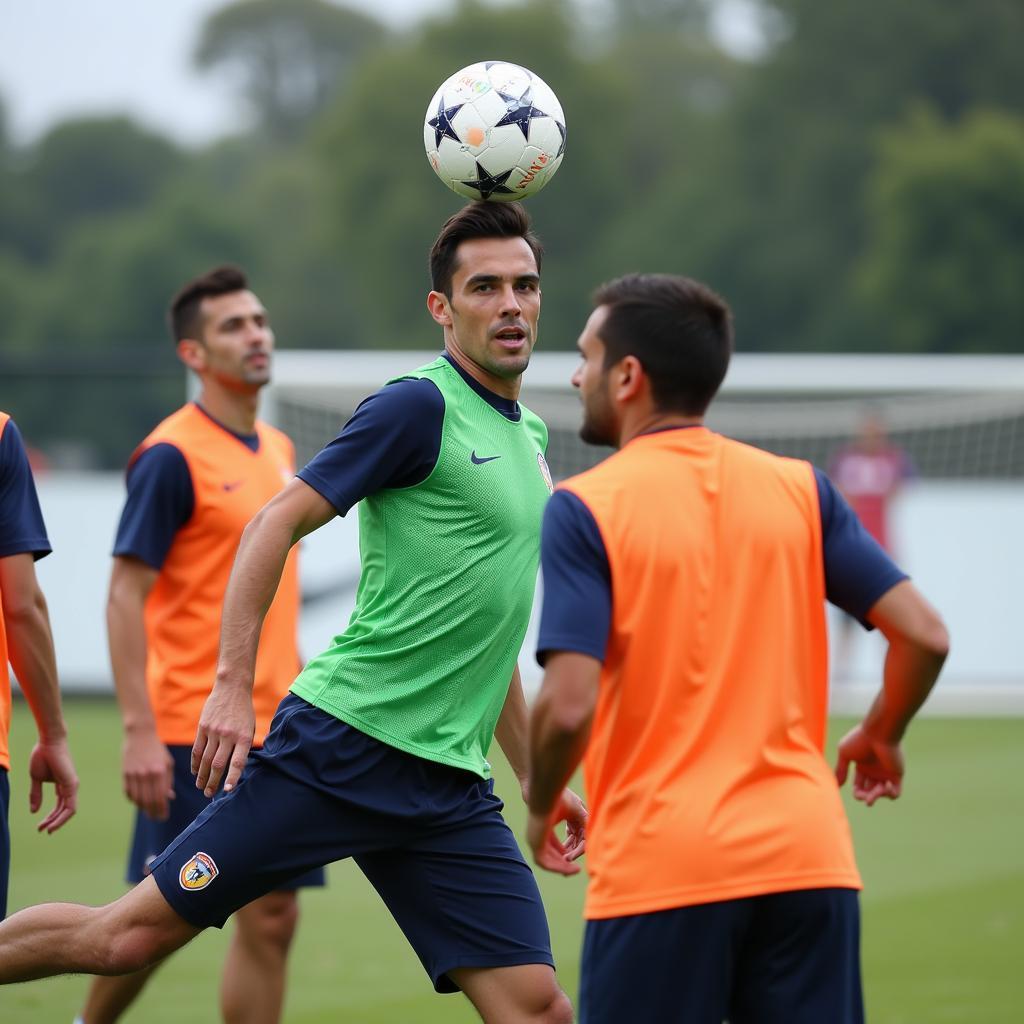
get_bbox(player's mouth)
[245,352,270,367]
[492,325,528,350]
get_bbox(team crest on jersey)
[537,452,554,494]
[179,852,219,891]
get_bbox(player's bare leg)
[78,962,163,1024]
[220,890,299,1024]
[0,876,199,984]
[452,963,574,1024]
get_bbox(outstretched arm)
[526,651,599,875]
[0,553,78,833]
[192,478,336,796]
[836,579,949,805]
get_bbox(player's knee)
[96,924,168,975]
[541,988,574,1024]
[237,892,299,955]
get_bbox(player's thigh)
[0,768,10,920]
[579,902,749,1024]
[146,757,347,932]
[730,887,863,1024]
[355,802,554,994]
[232,889,300,951]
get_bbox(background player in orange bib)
[526,273,949,1023]
[0,412,79,920]
[74,266,322,1024]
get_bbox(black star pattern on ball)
[495,86,550,142]
[461,161,516,200]
[427,94,465,149]
[554,119,567,159]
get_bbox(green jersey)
[291,357,552,777]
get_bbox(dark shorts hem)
[434,950,556,994]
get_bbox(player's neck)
[444,343,522,401]
[618,409,703,448]
[195,383,260,436]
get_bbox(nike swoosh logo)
[222,480,245,491]
[470,451,501,465]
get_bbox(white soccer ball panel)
[423,61,566,201]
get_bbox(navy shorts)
[580,888,863,1024]
[127,745,324,892]
[0,768,9,920]
[149,694,554,992]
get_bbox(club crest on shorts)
[537,452,554,494]
[179,852,219,891]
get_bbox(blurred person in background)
[526,274,948,1024]
[828,409,916,680]
[0,411,79,919]
[74,266,322,1024]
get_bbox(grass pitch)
[2,701,1021,1022]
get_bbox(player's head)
[168,265,274,393]
[427,202,544,388]
[572,273,733,447]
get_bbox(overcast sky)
[0,0,761,147]
[0,0,454,146]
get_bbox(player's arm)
[836,580,948,805]
[194,478,336,796]
[528,653,597,876]
[194,378,448,795]
[0,552,78,833]
[107,556,175,821]
[526,490,610,875]
[494,665,587,858]
[813,468,949,804]
[109,443,196,819]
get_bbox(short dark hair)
[429,202,543,297]
[168,265,250,343]
[592,273,734,416]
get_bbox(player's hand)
[27,737,79,834]
[526,788,588,876]
[835,724,904,806]
[123,726,175,821]
[192,683,256,798]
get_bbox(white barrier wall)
[24,473,1024,711]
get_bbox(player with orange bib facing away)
[526,274,949,1024]
[0,204,583,1024]
[0,412,79,920]
[74,266,322,1024]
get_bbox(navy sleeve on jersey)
[112,443,194,570]
[815,467,908,626]
[298,377,446,516]
[536,489,612,665]
[0,419,51,560]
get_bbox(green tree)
[687,0,1024,351]
[857,108,1024,353]
[3,117,183,263]
[194,0,389,143]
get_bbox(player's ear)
[427,291,453,327]
[177,337,206,372]
[614,355,646,404]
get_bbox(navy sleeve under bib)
[0,419,51,560]
[112,443,195,570]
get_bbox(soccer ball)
[423,61,566,202]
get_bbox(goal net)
[265,351,1024,712]
[266,351,1024,482]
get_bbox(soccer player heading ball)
[0,203,583,1024]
